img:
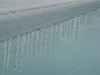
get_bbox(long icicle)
[52,25,56,53]
[56,24,60,46]
[47,26,51,59]
[43,28,46,54]
[67,19,70,38]
[14,36,20,70]
[2,40,7,75]
[18,34,26,75]
[32,30,37,62]
[75,16,79,41]
[71,18,74,36]
[38,29,41,51]
[65,20,68,35]
[5,38,12,74]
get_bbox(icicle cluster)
[0,8,99,75]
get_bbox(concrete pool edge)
[0,0,100,42]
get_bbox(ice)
[0,8,100,75]
[62,22,65,37]
[14,36,20,70]
[43,28,46,54]
[75,16,79,41]
[17,34,26,75]
[67,19,70,38]
[46,27,50,59]
[5,38,12,74]
[71,18,75,36]
[2,40,7,75]
[52,25,56,53]
[27,32,31,52]
[38,30,41,51]
[56,24,60,46]
[32,30,37,62]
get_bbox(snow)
[0,0,100,42]
[0,0,82,13]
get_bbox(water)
[0,8,100,75]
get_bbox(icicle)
[67,19,70,38]
[14,35,20,70]
[13,38,17,69]
[40,28,44,52]
[46,27,50,59]
[44,28,48,55]
[55,24,58,47]
[30,32,33,52]
[83,14,86,25]
[32,30,37,62]
[0,42,2,67]
[89,12,93,24]
[5,38,12,74]
[38,29,41,51]
[17,34,26,75]
[65,20,68,35]
[62,22,65,37]
[0,42,3,67]
[80,15,83,25]
[87,12,90,25]
[36,30,40,51]
[52,25,56,53]
[43,28,46,54]
[57,24,60,46]
[81,15,83,25]
[48,26,51,47]
[2,40,7,75]
[27,32,31,52]
[71,18,74,36]
[24,33,29,55]
[75,16,79,41]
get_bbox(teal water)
[0,10,100,75]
